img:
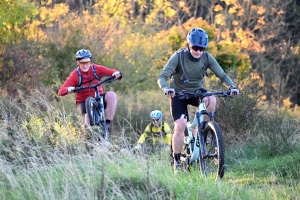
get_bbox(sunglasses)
[79,61,91,66]
[191,45,205,52]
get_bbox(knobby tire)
[200,121,225,179]
[85,97,99,126]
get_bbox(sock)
[173,153,181,162]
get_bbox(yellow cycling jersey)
[137,122,172,145]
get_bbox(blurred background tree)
[0,0,299,108]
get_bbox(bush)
[254,109,300,157]
[214,85,261,144]
[0,89,88,165]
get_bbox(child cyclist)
[133,110,172,151]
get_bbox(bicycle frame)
[185,99,209,163]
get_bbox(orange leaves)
[251,5,266,15]
[178,1,185,7]
[221,0,237,5]
[232,20,239,26]
[215,14,226,26]
[278,10,284,15]
[38,4,69,26]
[228,6,238,15]
[237,7,244,16]
[164,6,176,17]
[235,28,247,41]
[214,5,223,12]
[257,6,266,15]
[49,4,69,22]
[290,46,299,55]
[235,28,262,51]
[283,98,293,108]
[257,16,266,25]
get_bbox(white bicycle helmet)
[150,110,162,127]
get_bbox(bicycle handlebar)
[177,90,231,99]
[73,76,115,92]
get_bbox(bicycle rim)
[85,97,100,126]
[202,121,225,179]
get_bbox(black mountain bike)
[73,76,115,144]
[175,90,232,179]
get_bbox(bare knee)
[205,95,216,112]
[105,91,117,104]
[174,118,186,136]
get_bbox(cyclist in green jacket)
[157,27,239,173]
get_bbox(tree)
[0,0,38,49]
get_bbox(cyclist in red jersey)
[58,49,122,130]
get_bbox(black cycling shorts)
[170,88,208,121]
[77,93,107,115]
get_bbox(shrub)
[214,85,261,144]
[254,109,300,157]
[0,89,88,165]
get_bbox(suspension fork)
[196,112,206,157]
[99,96,105,121]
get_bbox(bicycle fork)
[99,97,109,141]
[196,112,207,158]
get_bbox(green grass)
[0,143,299,200]
[0,88,300,199]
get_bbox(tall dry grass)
[0,85,300,199]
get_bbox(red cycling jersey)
[58,63,121,104]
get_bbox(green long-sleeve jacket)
[157,49,235,91]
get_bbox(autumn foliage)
[0,0,300,107]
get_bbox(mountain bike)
[73,76,115,144]
[176,90,232,179]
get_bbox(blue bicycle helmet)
[186,28,208,48]
[75,49,92,61]
[150,110,162,119]
[150,110,162,127]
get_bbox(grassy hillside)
[0,87,299,199]
[0,143,299,199]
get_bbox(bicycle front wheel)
[85,97,100,126]
[200,121,225,179]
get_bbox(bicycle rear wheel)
[85,97,100,126]
[200,121,225,179]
